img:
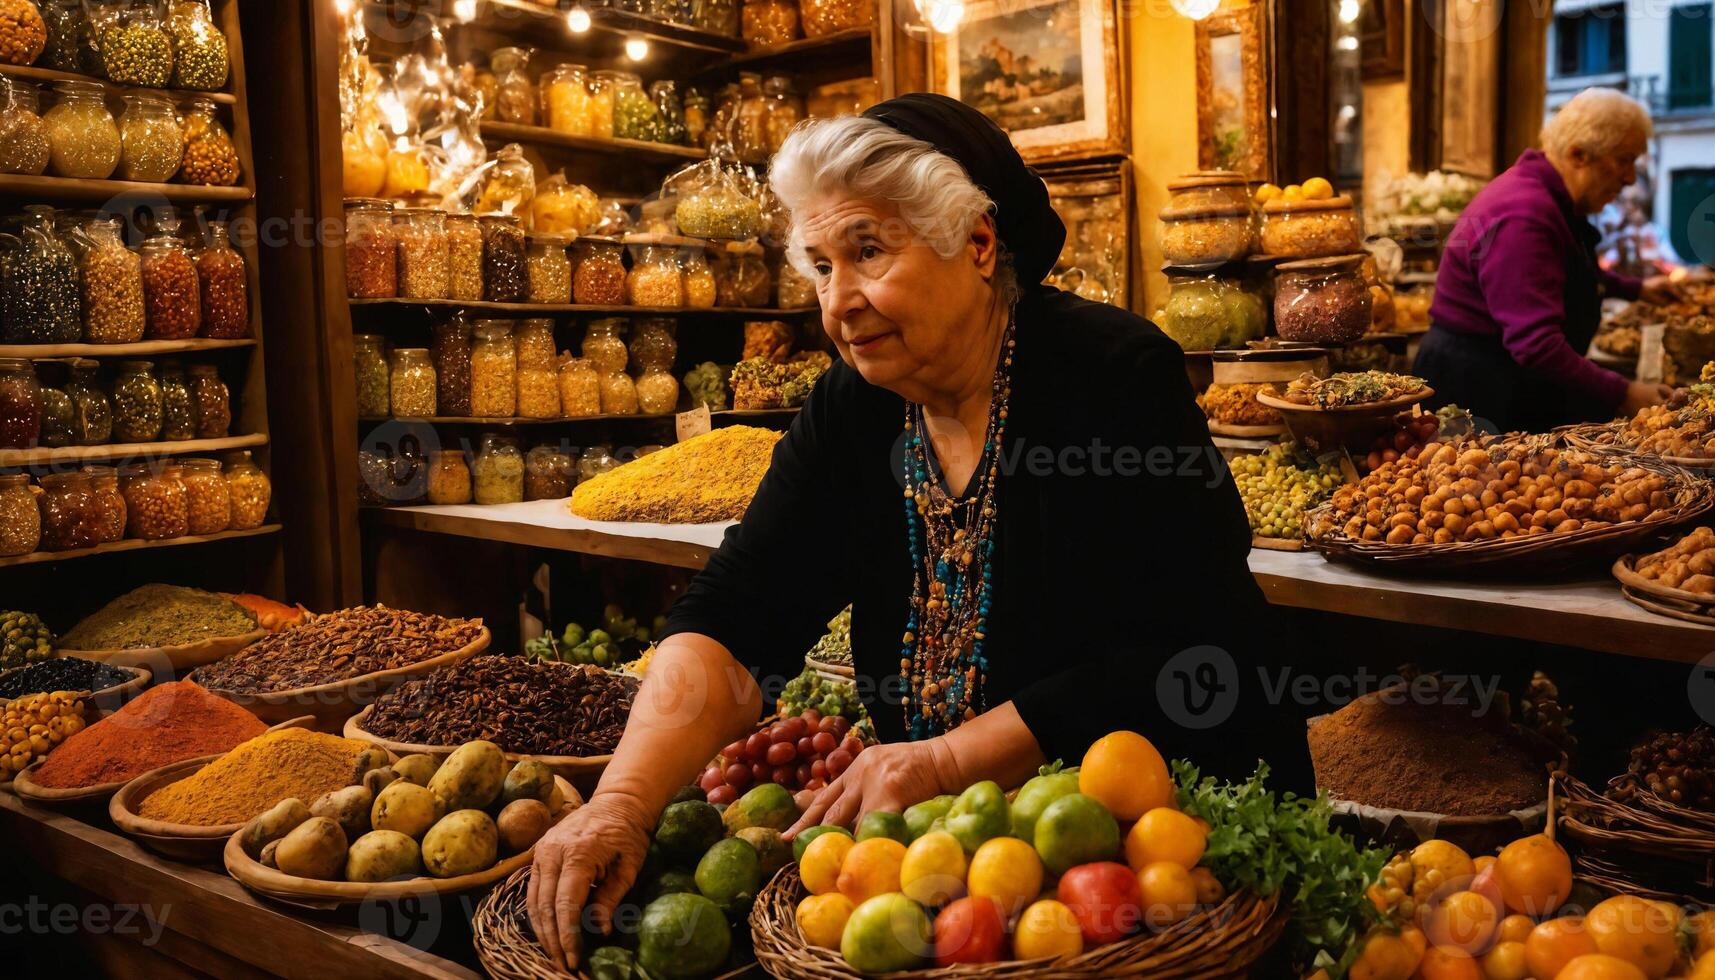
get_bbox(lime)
[694,837,761,911]
[1033,793,1120,875]
[637,892,732,979]
[856,811,911,845]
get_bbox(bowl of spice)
[190,605,488,729]
[109,724,379,861]
[57,584,267,672]
[13,680,265,807]
[0,656,149,718]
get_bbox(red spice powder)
[32,681,267,788]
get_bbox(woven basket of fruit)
[1555,771,1715,905]
[1612,527,1715,625]
[1254,372,1433,454]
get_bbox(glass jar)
[1260,196,1363,259]
[0,473,39,555]
[177,457,228,534]
[1166,172,1251,213]
[1159,205,1252,265]
[801,0,871,36]
[43,80,120,179]
[541,63,593,136]
[344,198,397,299]
[353,333,390,419]
[445,212,483,301]
[40,0,82,73]
[683,86,709,147]
[582,319,629,375]
[675,176,764,240]
[600,371,638,415]
[38,472,99,551]
[472,62,498,120]
[587,70,621,139]
[117,93,183,182]
[169,0,228,90]
[527,234,571,304]
[777,259,815,308]
[98,2,172,86]
[762,75,802,154]
[530,175,599,236]
[524,446,573,500]
[178,97,240,185]
[518,363,559,418]
[65,359,110,445]
[431,320,472,417]
[628,244,683,307]
[121,464,187,539]
[394,208,450,300]
[38,383,72,447]
[514,318,557,372]
[427,449,471,504]
[0,358,40,449]
[636,368,678,414]
[480,213,527,303]
[357,446,388,506]
[75,215,145,344]
[1,205,82,343]
[195,219,247,338]
[734,73,768,160]
[557,357,601,417]
[470,322,516,418]
[1274,255,1373,343]
[140,221,201,340]
[1155,273,1235,352]
[382,137,429,199]
[631,318,678,371]
[708,83,739,151]
[610,72,662,143]
[187,363,229,438]
[389,347,435,418]
[472,433,524,504]
[0,78,49,176]
[573,238,626,305]
[158,362,194,440]
[491,46,537,125]
[223,450,269,528]
[715,249,771,308]
[81,465,125,543]
[111,359,160,442]
[742,0,799,46]
[651,80,687,146]
[682,248,716,309]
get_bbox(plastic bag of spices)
[665,157,763,241]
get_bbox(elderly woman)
[528,94,1285,967]
[1413,87,1679,432]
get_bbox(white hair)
[1542,87,1652,160]
[769,115,1015,301]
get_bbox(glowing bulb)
[1338,0,1360,23]
[453,0,477,21]
[923,0,963,33]
[1335,34,1358,51]
[625,36,650,60]
[566,5,592,32]
[333,0,355,16]
[1169,0,1220,19]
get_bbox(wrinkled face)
[1571,135,1647,212]
[797,194,997,395]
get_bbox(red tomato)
[770,724,795,744]
[724,763,753,789]
[706,784,737,806]
[934,897,1008,966]
[1057,863,1143,946]
[698,767,724,792]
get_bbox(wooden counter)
[365,501,732,571]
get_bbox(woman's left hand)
[1642,275,1684,305]
[785,738,955,837]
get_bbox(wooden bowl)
[201,628,491,731]
[59,629,268,676]
[1209,420,1287,438]
[1255,387,1432,454]
[343,704,613,786]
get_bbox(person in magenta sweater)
[1413,88,1679,433]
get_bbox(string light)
[566,5,592,32]
[624,36,650,60]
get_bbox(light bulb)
[1169,0,1220,19]
[923,0,963,33]
[1336,34,1358,51]
[566,5,592,32]
[453,0,477,21]
[1338,0,1360,24]
[625,36,650,60]
[333,0,355,15]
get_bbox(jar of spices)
[587,70,621,139]
[734,73,768,160]
[777,258,816,308]
[65,359,110,444]
[382,137,429,199]
[600,371,638,415]
[344,198,397,299]
[37,382,71,447]
[651,80,687,145]
[557,357,601,417]
[0,358,40,449]
[628,243,683,308]
[43,80,119,178]
[707,83,739,151]
[1274,255,1373,343]
[121,463,187,539]
[389,347,436,418]
[427,449,471,504]
[683,86,709,148]
[1159,204,1253,265]
[1155,273,1232,352]
[39,0,81,72]
[801,0,871,35]
[761,75,801,154]
[470,322,516,418]
[630,318,678,372]
[394,208,450,300]
[140,219,201,339]
[715,248,771,308]
[158,362,194,440]
[741,0,799,46]
[541,63,593,136]
[222,450,269,527]
[610,72,662,143]
[445,212,483,301]
[0,472,39,555]
[582,319,629,374]
[480,213,527,303]
[178,97,240,185]
[168,0,227,90]
[695,0,738,33]
[527,234,572,304]
[524,445,573,500]
[431,320,472,417]
[573,238,626,305]
[1165,171,1251,213]
[117,93,183,182]
[98,2,172,86]
[530,175,599,236]
[636,368,678,414]
[1,205,82,343]
[81,464,125,542]
[111,359,160,442]
[195,219,247,338]
[491,46,537,125]
[187,363,228,438]
[1260,196,1363,259]
[353,333,389,418]
[0,78,48,176]
[472,433,524,504]
[38,472,99,551]
[675,178,763,240]
[178,457,228,534]
[514,318,557,372]
[681,248,717,309]
[517,362,559,418]
[73,215,145,344]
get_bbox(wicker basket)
[1555,772,1715,905]
[749,865,1285,980]
[1564,420,1715,471]
[1612,553,1715,625]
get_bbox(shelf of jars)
[0,432,266,468]
[0,63,238,106]
[0,174,251,204]
[0,338,254,358]
[0,523,279,568]
[705,25,873,74]
[350,297,818,316]
[358,413,675,425]
[479,121,708,162]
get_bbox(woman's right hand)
[528,791,654,971]
[1621,379,1674,415]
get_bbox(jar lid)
[1261,194,1355,214]
[577,235,622,246]
[393,206,444,217]
[182,457,221,470]
[344,197,396,211]
[479,212,523,225]
[1275,253,1367,273]
[0,356,31,370]
[1159,203,1253,221]
[118,359,154,370]
[1166,171,1249,191]
[530,233,574,246]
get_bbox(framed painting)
[1195,4,1272,182]
[1044,161,1133,309]
[928,0,1128,163]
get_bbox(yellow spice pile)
[138,727,371,826]
[570,426,782,524]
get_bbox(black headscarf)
[862,93,1066,290]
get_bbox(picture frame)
[928,0,1128,163]
[1195,4,1273,183]
[1436,0,1502,178]
[1043,160,1134,310]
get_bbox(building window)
[1669,169,1715,261]
[1669,4,1713,109]
[1554,4,1627,78]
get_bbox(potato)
[241,798,311,859]
[392,754,442,787]
[497,799,553,854]
[347,830,423,882]
[428,741,506,812]
[311,785,374,842]
[260,839,280,869]
[422,809,499,878]
[352,746,391,782]
[372,781,442,839]
[275,817,348,881]
[501,760,553,808]
[363,766,399,797]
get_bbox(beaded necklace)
[900,315,1016,739]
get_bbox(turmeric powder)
[569,425,780,524]
[137,727,371,826]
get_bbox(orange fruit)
[1479,940,1526,980]
[1690,910,1715,960]
[1190,866,1225,905]
[1474,856,1496,874]
[1410,840,1476,900]
[965,837,1043,917]
[1525,916,1599,980]
[1136,862,1197,929]
[1401,925,1428,958]
[1012,899,1083,961]
[1497,914,1533,945]
[1348,928,1421,980]
[1413,946,1481,980]
[899,831,967,907]
[1302,177,1334,200]
[1585,895,1677,978]
[800,831,855,896]
[1555,953,1649,980]
[1125,807,1206,871]
[795,893,855,949]
[1079,731,1171,821]
[1423,890,1499,955]
[1495,834,1572,917]
[1689,950,1715,980]
[836,838,906,907]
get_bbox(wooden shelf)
[704,27,873,74]
[359,413,677,425]
[481,121,706,163]
[715,407,802,417]
[349,297,819,317]
[366,501,725,570]
[0,524,280,567]
[0,432,266,467]
[0,338,256,359]
[0,63,238,104]
[0,174,252,204]
[372,0,746,54]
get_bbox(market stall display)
[1227,441,1342,547]
[731,352,829,409]
[1198,381,1284,434]
[0,689,86,784]
[1254,372,1432,454]
[1570,376,1715,468]
[697,707,867,802]
[0,655,134,701]
[57,583,265,669]
[1612,526,1715,623]
[569,424,780,523]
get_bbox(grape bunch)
[1228,442,1344,541]
[697,711,866,805]
[780,665,866,722]
[1615,727,1715,810]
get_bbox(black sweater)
[665,288,1304,782]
